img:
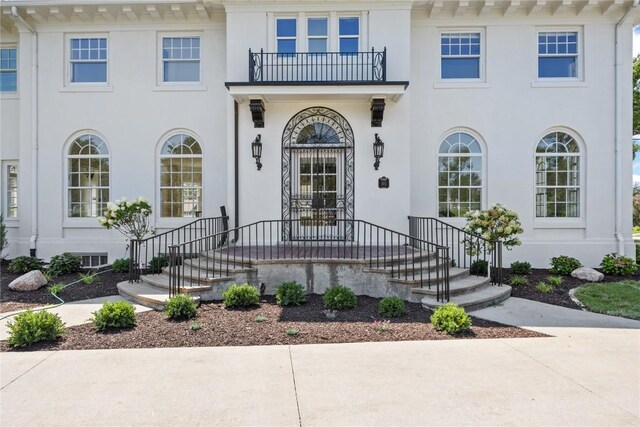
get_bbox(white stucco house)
[1,0,638,270]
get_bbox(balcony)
[248,48,386,84]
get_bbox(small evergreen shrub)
[600,253,639,276]
[276,281,306,306]
[190,321,202,331]
[470,259,489,276]
[6,310,65,348]
[549,256,582,275]
[222,284,260,308]
[378,296,407,318]
[547,276,564,287]
[286,328,299,336]
[8,256,45,274]
[165,294,198,320]
[148,255,169,274]
[112,258,130,273]
[510,275,528,286]
[536,282,552,293]
[510,261,532,275]
[323,285,357,310]
[91,301,137,330]
[48,252,82,276]
[430,303,472,335]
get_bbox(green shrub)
[549,255,582,275]
[148,255,169,274]
[8,256,45,274]
[536,282,552,293]
[112,258,130,273]
[48,252,82,276]
[510,275,528,286]
[378,296,407,318]
[222,284,260,308]
[6,310,65,348]
[470,259,488,276]
[79,271,101,285]
[510,261,532,275]
[190,321,202,331]
[48,283,64,295]
[430,303,472,335]
[323,285,357,310]
[636,245,640,264]
[547,276,564,287]
[286,328,299,336]
[90,301,137,330]
[255,315,266,323]
[165,294,198,320]
[276,281,306,306]
[600,253,639,276]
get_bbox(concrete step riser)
[412,277,491,297]
[421,286,512,313]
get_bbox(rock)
[8,270,48,291]
[571,267,604,282]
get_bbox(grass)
[536,282,552,293]
[574,281,640,320]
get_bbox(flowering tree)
[463,204,523,255]
[98,197,154,240]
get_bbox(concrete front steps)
[418,275,512,312]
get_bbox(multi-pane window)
[160,134,203,218]
[308,18,328,53]
[67,134,110,218]
[277,19,297,54]
[5,163,18,218]
[162,37,200,82]
[535,132,580,218]
[438,132,483,217]
[70,38,107,83]
[339,17,359,54]
[0,48,17,92]
[441,33,481,79]
[538,32,578,78]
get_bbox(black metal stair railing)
[408,216,503,286]
[249,48,386,83]
[167,219,450,302]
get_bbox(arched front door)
[282,107,354,241]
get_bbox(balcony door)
[282,107,354,241]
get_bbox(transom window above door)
[274,14,363,54]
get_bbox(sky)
[633,26,640,185]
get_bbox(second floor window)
[441,32,481,79]
[277,18,297,54]
[339,17,359,54]
[70,37,107,83]
[538,31,578,78]
[308,18,328,53]
[0,48,17,92]
[162,37,200,83]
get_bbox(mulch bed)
[0,295,547,352]
[504,268,640,310]
[1,261,126,313]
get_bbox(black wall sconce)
[373,133,384,170]
[251,134,263,170]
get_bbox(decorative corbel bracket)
[370,98,386,127]
[249,99,265,128]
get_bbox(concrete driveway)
[1,298,639,426]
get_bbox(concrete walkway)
[1,298,639,426]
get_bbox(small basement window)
[74,253,109,268]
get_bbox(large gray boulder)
[571,267,604,282]
[8,270,48,291]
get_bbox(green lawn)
[574,281,640,320]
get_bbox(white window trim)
[306,16,329,53]
[64,33,110,88]
[3,160,19,222]
[436,129,488,219]
[338,15,360,53]
[532,129,586,226]
[63,131,111,226]
[157,32,204,88]
[535,27,584,83]
[438,29,485,84]
[276,17,298,54]
[0,45,18,96]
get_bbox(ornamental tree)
[98,197,154,240]
[463,203,524,255]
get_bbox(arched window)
[438,132,483,217]
[535,131,580,218]
[67,134,110,218]
[160,133,203,218]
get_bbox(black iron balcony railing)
[248,48,386,83]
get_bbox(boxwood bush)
[600,253,639,276]
[276,281,306,306]
[470,259,488,276]
[8,256,45,274]
[222,284,260,308]
[430,303,472,335]
[90,301,136,330]
[48,252,82,276]
[378,296,406,318]
[509,261,532,275]
[549,255,582,275]
[6,310,66,348]
[165,294,198,320]
[112,258,130,273]
[323,285,357,310]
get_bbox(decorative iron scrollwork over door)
[282,107,354,241]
